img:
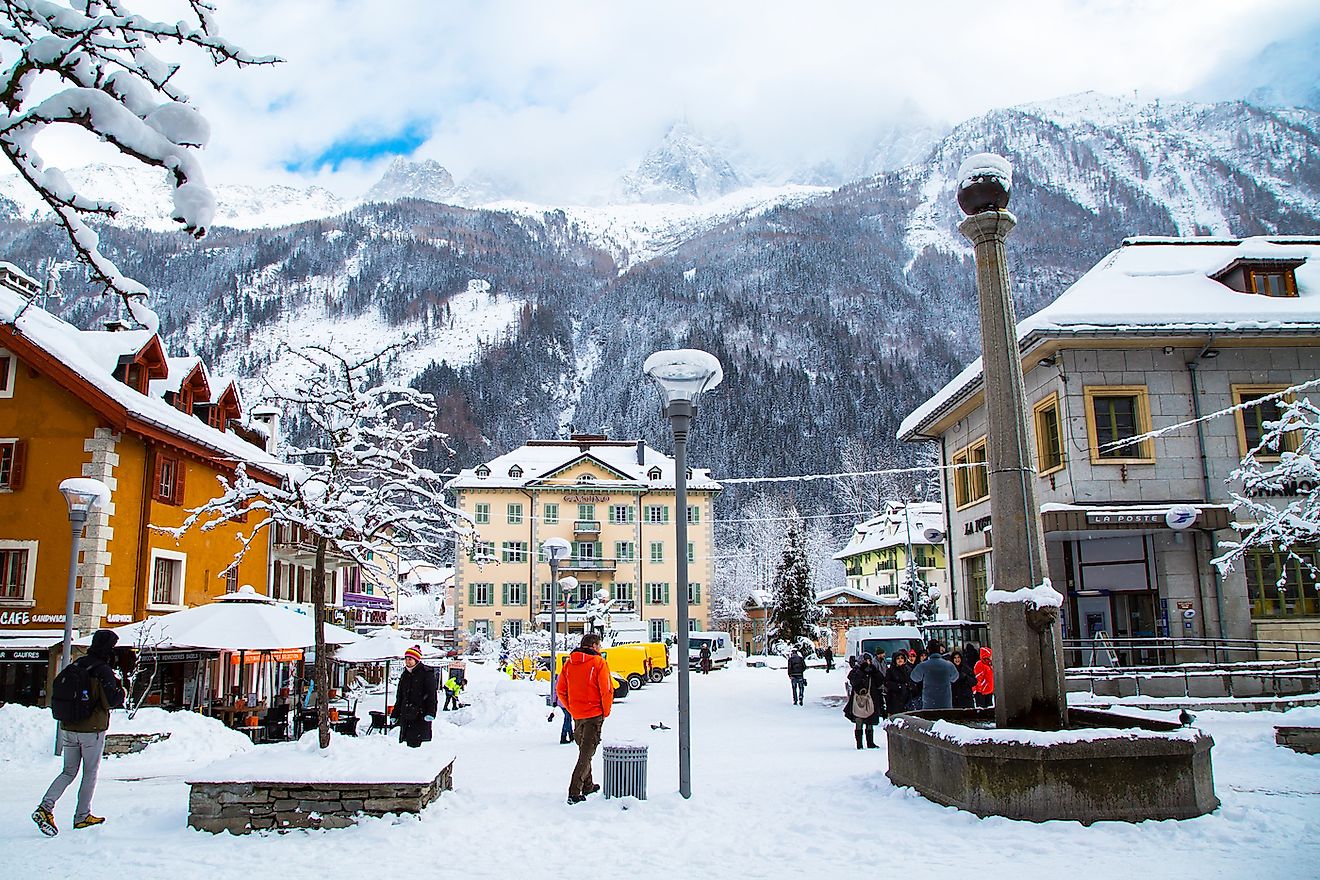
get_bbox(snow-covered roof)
[815,586,899,606]
[447,437,721,492]
[833,502,944,560]
[149,355,206,397]
[899,236,1320,441]
[0,286,282,477]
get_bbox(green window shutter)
[664,583,670,604]
[468,584,474,605]
[664,506,670,523]
[501,583,509,604]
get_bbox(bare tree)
[0,1,276,322]
[161,341,468,748]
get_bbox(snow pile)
[107,708,253,767]
[0,703,57,764]
[920,717,1202,746]
[985,579,1064,609]
[188,731,453,784]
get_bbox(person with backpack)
[33,630,126,835]
[844,653,883,749]
[787,648,807,705]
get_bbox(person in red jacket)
[973,646,994,709]
[555,632,614,804]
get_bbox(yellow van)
[601,644,653,691]
[636,642,670,683]
[532,652,630,698]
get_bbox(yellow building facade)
[447,435,720,644]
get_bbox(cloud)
[33,0,1320,203]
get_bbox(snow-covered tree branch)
[0,0,277,323]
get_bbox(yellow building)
[447,434,720,644]
[0,264,281,705]
[832,502,949,614]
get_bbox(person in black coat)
[786,649,807,705]
[392,646,438,748]
[822,645,834,672]
[844,653,884,749]
[950,651,976,709]
[884,652,914,718]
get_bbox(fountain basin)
[885,707,1218,823]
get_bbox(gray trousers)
[42,730,106,821]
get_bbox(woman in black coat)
[950,651,976,709]
[392,648,438,748]
[884,652,914,717]
[844,653,884,750]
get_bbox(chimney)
[636,439,645,465]
[250,405,281,455]
[0,263,41,300]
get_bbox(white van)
[687,631,734,669]
[845,625,924,667]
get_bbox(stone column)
[958,209,1067,731]
[73,428,119,634]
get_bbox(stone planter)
[885,708,1218,823]
[187,759,454,834]
[104,732,171,756]
[1275,726,1320,755]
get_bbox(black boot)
[866,727,878,749]
[854,728,864,750]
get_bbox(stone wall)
[104,732,170,756]
[188,762,453,834]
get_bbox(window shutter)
[173,458,186,504]
[693,583,701,604]
[152,454,164,501]
[663,583,670,604]
[664,506,670,523]
[468,584,475,605]
[501,583,509,604]
[8,440,26,490]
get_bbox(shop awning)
[0,635,59,662]
[1041,503,1231,534]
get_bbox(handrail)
[1062,635,1320,668]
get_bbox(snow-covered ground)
[2,664,1318,878]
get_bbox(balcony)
[560,556,617,572]
[574,520,602,534]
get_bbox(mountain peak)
[620,123,747,204]
[363,157,460,204]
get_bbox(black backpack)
[50,660,97,723]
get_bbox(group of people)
[840,641,994,750]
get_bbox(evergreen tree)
[897,561,940,625]
[767,528,822,648]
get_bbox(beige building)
[446,433,720,644]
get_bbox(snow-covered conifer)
[767,527,822,649]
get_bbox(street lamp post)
[542,538,572,702]
[56,478,107,755]
[643,348,723,800]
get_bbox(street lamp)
[643,348,723,800]
[542,537,571,701]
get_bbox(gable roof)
[815,586,898,606]
[833,502,945,560]
[899,236,1320,441]
[0,286,282,482]
[447,437,721,492]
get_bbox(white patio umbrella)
[334,629,440,724]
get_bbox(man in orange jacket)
[555,632,613,804]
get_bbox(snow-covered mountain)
[361,158,466,205]
[618,123,747,204]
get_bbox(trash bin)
[602,742,648,800]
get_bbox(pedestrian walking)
[699,644,712,674]
[973,647,995,709]
[787,648,807,705]
[557,695,575,744]
[823,645,835,672]
[33,629,126,835]
[951,651,976,709]
[909,641,959,710]
[873,648,887,673]
[391,646,437,747]
[884,651,913,718]
[844,653,884,749]
[556,632,613,804]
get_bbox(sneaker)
[73,815,105,829]
[31,806,57,837]
[585,783,601,796]
[566,795,587,805]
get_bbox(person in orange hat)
[391,645,437,747]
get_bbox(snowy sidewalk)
[1,664,1318,879]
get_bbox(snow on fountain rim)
[985,579,1064,608]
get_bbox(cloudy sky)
[36,0,1320,204]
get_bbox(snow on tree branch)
[0,0,277,319]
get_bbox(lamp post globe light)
[643,348,723,800]
[541,537,572,701]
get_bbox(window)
[1233,385,1296,458]
[577,474,596,483]
[543,503,559,524]
[914,547,938,569]
[649,619,667,642]
[577,504,596,522]
[470,540,495,563]
[1084,386,1153,463]
[474,502,490,525]
[224,568,239,593]
[687,505,700,524]
[508,465,523,478]
[507,503,524,524]
[148,549,186,608]
[469,582,494,605]
[644,505,669,524]
[0,439,26,490]
[501,582,527,605]
[965,552,990,622]
[647,582,670,604]
[687,542,695,564]
[1247,269,1297,298]
[609,504,634,524]
[612,583,634,602]
[505,620,524,638]
[1245,548,1320,618]
[0,541,36,602]
[1033,393,1065,476]
[0,349,14,398]
[153,454,185,504]
[952,438,989,509]
[688,582,702,604]
[614,541,636,561]
[501,541,529,563]
[475,465,490,478]
[469,619,491,638]
[647,467,662,481]
[650,541,665,564]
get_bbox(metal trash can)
[602,743,648,800]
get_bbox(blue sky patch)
[285,120,431,172]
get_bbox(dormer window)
[508,465,523,478]
[647,467,662,481]
[1212,258,1302,298]
[475,465,490,478]
[1248,268,1295,297]
[576,474,596,483]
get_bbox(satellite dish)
[923,527,946,543]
